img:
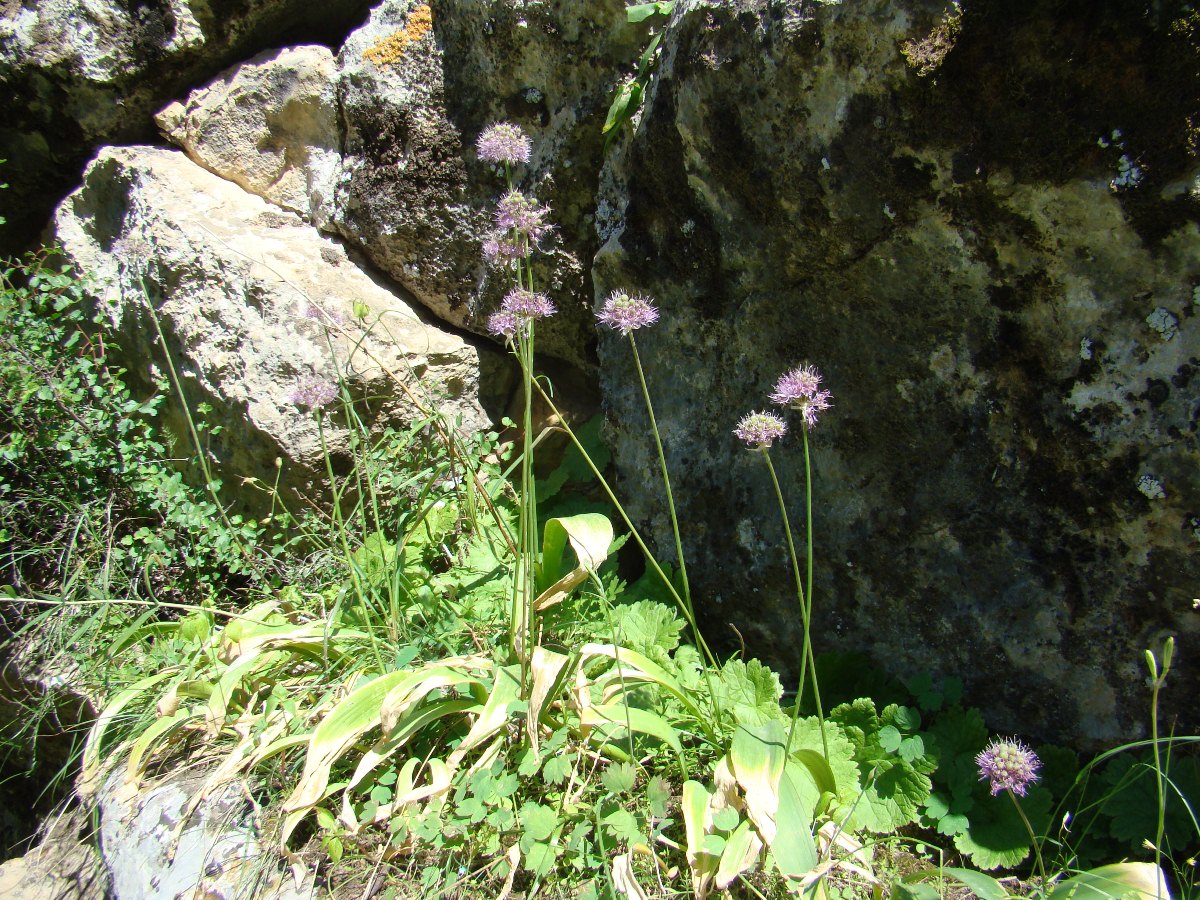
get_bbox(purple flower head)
[734,411,787,450]
[976,738,1041,797]
[482,234,524,268]
[770,364,833,428]
[501,288,556,321]
[291,375,339,411]
[476,122,531,166]
[770,364,823,405]
[487,310,521,339]
[494,190,553,244]
[597,290,659,335]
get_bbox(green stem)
[628,334,695,633]
[764,448,826,758]
[1007,789,1048,893]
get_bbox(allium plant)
[736,363,836,756]
[476,121,532,167]
[597,290,712,666]
[477,122,557,665]
[291,375,338,411]
[977,737,1048,885]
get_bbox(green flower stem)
[523,370,723,739]
[763,447,826,759]
[1146,638,1173,900]
[1006,789,1048,893]
[627,334,695,632]
[525,373,715,665]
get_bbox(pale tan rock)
[156,46,341,228]
[52,145,497,515]
[0,809,106,900]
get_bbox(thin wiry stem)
[628,334,695,634]
[763,447,826,759]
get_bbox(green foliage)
[828,697,935,833]
[603,3,675,152]
[0,251,271,603]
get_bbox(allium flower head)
[495,190,552,243]
[734,411,787,450]
[976,738,1041,797]
[770,364,833,429]
[487,310,521,339]
[291,375,338,410]
[597,290,659,335]
[482,235,524,268]
[476,122,531,165]
[770,364,823,405]
[501,288,556,321]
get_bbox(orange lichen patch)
[362,3,433,69]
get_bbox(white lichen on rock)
[1136,474,1166,500]
[1145,307,1178,341]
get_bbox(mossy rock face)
[595,0,1199,745]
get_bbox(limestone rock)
[96,771,313,899]
[595,0,1200,743]
[156,46,341,228]
[51,146,500,516]
[0,808,106,900]
[0,0,373,255]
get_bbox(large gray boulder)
[594,0,1200,744]
[150,0,647,370]
[0,0,373,254]
[51,146,502,516]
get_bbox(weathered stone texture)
[595,0,1200,744]
[0,0,373,254]
[51,146,498,515]
[156,45,342,227]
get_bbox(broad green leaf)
[770,761,819,881]
[602,762,637,795]
[610,600,683,655]
[124,709,201,784]
[280,669,415,845]
[716,659,785,727]
[539,513,614,590]
[1046,862,1170,900]
[582,702,683,755]
[682,780,718,897]
[626,1,674,23]
[448,665,523,768]
[903,866,1010,900]
[527,646,572,753]
[953,785,1051,870]
[520,802,560,842]
[581,643,708,727]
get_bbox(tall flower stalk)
[734,408,828,757]
[595,290,712,662]
[977,737,1047,887]
[478,122,552,666]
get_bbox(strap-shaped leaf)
[903,867,1010,900]
[280,669,415,846]
[79,668,179,798]
[447,665,523,769]
[581,702,683,754]
[682,780,717,899]
[1045,862,1170,900]
[715,819,763,890]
